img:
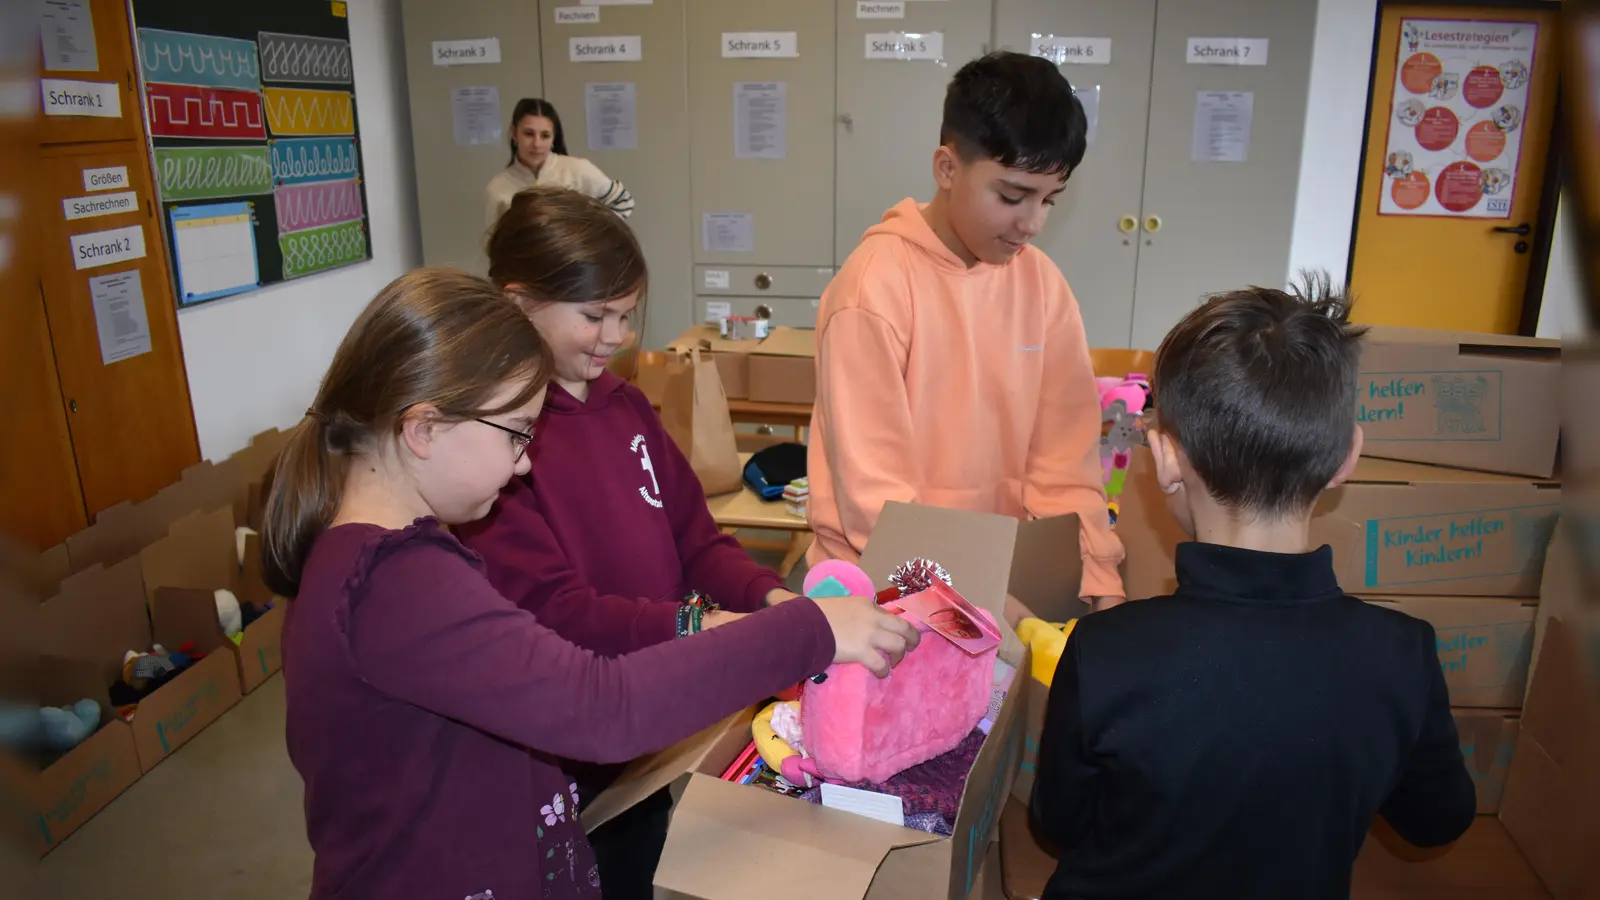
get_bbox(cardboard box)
[140,507,284,694]
[1115,446,1561,600]
[669,325,756,400]
[1453,709,1519,815]
[41,556,240,773]
[1498,617,1600,899]
[32,654,142,856]
[746,327,816,405]
[640,501,1072,900]
[1356,327,1560,478]
[1362,596,1537,708]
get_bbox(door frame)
[1344,0,1565,335]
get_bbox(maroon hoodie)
[283,520,833,900]
[457,371,785,657]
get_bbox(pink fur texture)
[803,607,998,784]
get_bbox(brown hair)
[1153,270,1367,517]
[486,186,649,370]
[260,268,553,597]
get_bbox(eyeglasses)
[473,418,535,461]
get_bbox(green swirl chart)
[132,0,370,306]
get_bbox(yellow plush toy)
[751,700,820,787]
[1015,618,1078,688]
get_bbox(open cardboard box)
[601,501,1075,900]
[1115,445,1561,600]
[1454,709,1519,815]
[37,555,239,775]
[1498,520,1600,898]
[1361,596,1537,708]
[140,506,284,694]
[1356,327,1560,478]
[32,653,142,856]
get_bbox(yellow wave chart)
[263,87,354,137]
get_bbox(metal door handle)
[1492,223,1531,236]
[839,113,853,132]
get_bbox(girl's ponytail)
[255,267,553,599]
[261,411,349,598]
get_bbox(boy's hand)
[1088,596,1126,613]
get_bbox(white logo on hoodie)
[631,434,664,508]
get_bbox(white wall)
[1537,197,1584,338]
[176,0,422,461]
[1286,0,1377,283]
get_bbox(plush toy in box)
[753,558,1001,786]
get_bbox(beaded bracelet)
[677,591,720,638]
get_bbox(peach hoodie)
[807,199,1125,598]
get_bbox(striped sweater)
[484,155,635,227]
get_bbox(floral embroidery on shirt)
[541,792,566,826]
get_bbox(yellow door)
[1350,5,1561,334]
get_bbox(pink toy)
[802,559,876,599]
[801,598,998,784]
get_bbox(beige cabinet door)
[401,0,544,274]
[689,0,836,270]
[540,0,693,351]
[995,0,1159,349]
[833,0,995,264]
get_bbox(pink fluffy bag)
[801,604,998,784]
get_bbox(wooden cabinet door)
[37,143,199,517]
[38,0,141,145]
[0,216,88,550]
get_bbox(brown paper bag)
[660,349,743,496]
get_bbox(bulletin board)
[129,0,371,307]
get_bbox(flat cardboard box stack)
[582,501,1081,899]
[29,428,291,854]
[1116,327,1561,817]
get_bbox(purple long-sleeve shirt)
[283,520,833,900]
[457,371,785,656]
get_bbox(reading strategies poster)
[1379,19,1537,219]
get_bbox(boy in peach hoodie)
[808,51,1125,610]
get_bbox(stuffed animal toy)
[751,700,821,788]
[1015,618,1079,688]
[764,559,999,785]
[39,699,100,752]
[215,589,244,644]
[1096,374,1149,526]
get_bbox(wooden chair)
[1088,347,1154,379]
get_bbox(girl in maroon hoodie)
[265,268,918,900]
[457,187,807,897]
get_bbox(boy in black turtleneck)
[1031,274,1476,900]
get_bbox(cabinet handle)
[754,272,773,290]
[1118,215,1138,234]
[69,399,78,414]
[1143,215,1163,233]
[839,113,854,133]
[1491,222,1531,236]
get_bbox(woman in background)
[485,98,634,227]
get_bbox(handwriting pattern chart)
[132,0,370,306]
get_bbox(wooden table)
[707,453,813,578]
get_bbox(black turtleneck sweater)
[1032,542,1476,900]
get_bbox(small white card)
[703,269,730,290]
[1031,35,1110,65]
[722,32,798,59]
[820,783,906,828]
[41,79,120,118]
[571,35,642,62]
[554,6,600,24]
[82,165,129,192]
[856,0,906,19]
[1186,37,1268,66]
[432,38,501,66]
[865,32,943,61]
[63,190,137,221]
[704,300,732,322]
